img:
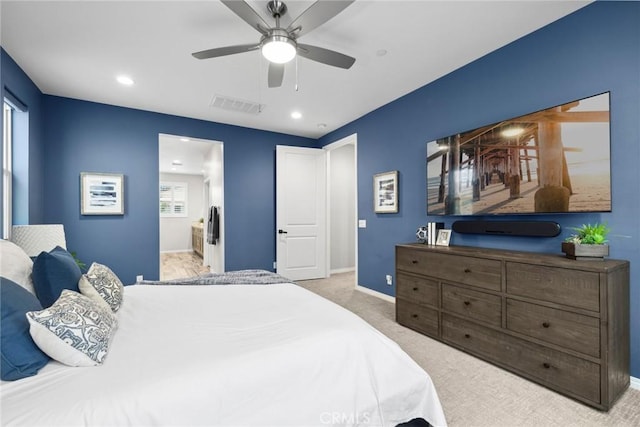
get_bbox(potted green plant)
[561,223,610,260]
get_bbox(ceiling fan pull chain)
[258,54,263,112]
[295,55,299,92]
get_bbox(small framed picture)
[80,172,124,215]
[373,170,398,213]
[435,229,452,246]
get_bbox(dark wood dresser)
[395,243,629,410]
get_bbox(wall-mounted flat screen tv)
[426,92,611,216]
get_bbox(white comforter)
[1,283,446,426]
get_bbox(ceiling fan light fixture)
[262,35,296,64]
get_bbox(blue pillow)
[32,246,82,308]
[1,277,50,381]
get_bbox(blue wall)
[2,2,639,377]
[320,1,640,377]
[2,47,315,281]
[40,96,315,283]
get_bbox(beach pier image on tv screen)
[426,92,611,216]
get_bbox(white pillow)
[81,263,124,312]
[26,290,118,367]
[0,239,35,294]
[78,275,112,312]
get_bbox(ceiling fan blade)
[268,63,285,88]
[192,44,259,60]
[297,44,355,69]
[287,1,354,37]
[221,0,270,35]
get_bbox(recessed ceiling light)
[116,75,134,86]
[317,123,327,129]
[291,111,302,119]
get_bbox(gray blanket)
[139,269,292,286]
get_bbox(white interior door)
[276,145,327,281]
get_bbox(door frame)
[158,134,223,278]
[324,133,358,286]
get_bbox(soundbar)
[452,220,561,237]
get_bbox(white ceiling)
[159,134,219,175]
[1,1,591,139]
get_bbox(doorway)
[325,134,357,282]
[274,135,357,283]
[158,134,224,280]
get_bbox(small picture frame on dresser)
[435,229,451,246]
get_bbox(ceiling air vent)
[209,94,264,115]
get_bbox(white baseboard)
[160,249,193,254]
[355,284,395,303]
[330,267,356,274]
[630,376,640,390]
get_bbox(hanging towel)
[207,206,220,245]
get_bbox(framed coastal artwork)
[80,172,124,215]
[373,170,398,213]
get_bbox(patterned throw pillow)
[81,263,124,312]
[26,290,118,367]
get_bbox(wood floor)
[160,251,210,280]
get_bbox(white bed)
[1,281,446,426]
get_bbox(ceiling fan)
[192,0,356,88]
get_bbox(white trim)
[324,133,358,286]
[630,376,640,390]
[355,284,395,303]
[330,267,355,275]
[160,249,193,254]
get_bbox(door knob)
[278,229,288,234]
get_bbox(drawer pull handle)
[543,362,551,369]
[464,268,471,273]
[413,287,419,291]
[464,301,471,306]
[411,260,418,264]
[412,314,418,318]
[542,322,550,328]
[464,334,471,339]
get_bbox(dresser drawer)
[442,314,600,403]
[442,284,501,327]
[506,299,600,358]
[506,262,600,312]
[397,247,501,291]
[396,273,439,308]
[396,299,439,337]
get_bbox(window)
[160,182,188,217]
[2,102,12,239]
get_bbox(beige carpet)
[297,272,640,427]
